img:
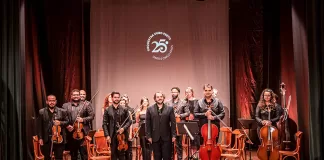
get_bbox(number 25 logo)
[151,39,168,53]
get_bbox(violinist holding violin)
[63,89,95,160]
[38,95,69,160]
[103,91,132,160]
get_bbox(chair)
[221,134,246,160]
[279,131,302,160]
[219,127,232,150]
[33,136,44,160]
[85,129,111,160]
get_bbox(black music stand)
[237,118,257,160]
[177,122,199,160]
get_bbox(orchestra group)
[37,83,293,160]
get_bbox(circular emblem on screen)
[146,32,173,60]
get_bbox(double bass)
[257,106,280,160]
[199,105,221,160]
[278,83,291,150]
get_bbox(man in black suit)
[146,91,177,160]
[103,91,132,160]
[62,89,95,160]
[38,95,69,160]
[194,84,225,142]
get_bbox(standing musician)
[102,93,112,115]
[135,97,151,160]
[165,87,190,160]
[103,91,132,160]
[38,95,69,160]
[183,87,200,153]
[62,89,95,160]
[80,90,93,130]
[255,88,281,140]
[121,94,135,160]
[194,84,225,142]
[146,91,177,160]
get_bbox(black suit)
[103,105,132,160]
[38,107,69,160]
[146,104,176,160]
[62,101,95,160]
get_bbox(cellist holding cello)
[194,84,225,160]
[38,95,69,160]
[255,88,281,160]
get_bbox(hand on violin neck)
[117,128,125,134]
[67,125,74,132]
[175,114,180,118]
[76,117,84,122]
[172,137,176,142]
[53,120,61,126]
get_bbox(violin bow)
[118,105,140,130]
[73,89,99,124]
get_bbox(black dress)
[139,113,151,160]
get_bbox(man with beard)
[62,89,95,160]
[165,87,189,160]
[121,94,135,160]
[146,91,177,160]
[38,95,69,160]
[103,91,132,160]
[80,90,93,130]
[194,84,225,142]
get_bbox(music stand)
[177,122,199,160]
[237,118,257,160]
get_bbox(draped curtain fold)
[23,0,91,159]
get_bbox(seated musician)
[194,84,225,142]
[62,89,95,160]
[135,97,152,160]
[103,91,132,160]
[165,87,190,160]
[255,88,281,140]
[38,95,69,160]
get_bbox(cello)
[257,105,280,160]
[199,105,221,160]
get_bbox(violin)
[51,123,63,143]
[73,116,84,140]
[199,106,221,160]
[117,133,128,151]
[257,106,280,160]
